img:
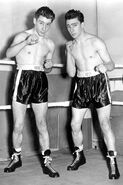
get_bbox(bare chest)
[24,42,49,58]
[70,40,102,71]
[70,41,97,61]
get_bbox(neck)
[75,29,86,43]
[33,28,45,39]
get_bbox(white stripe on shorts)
[13,70,22,101]
[104,73,112,103]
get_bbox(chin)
[38,33,45,37]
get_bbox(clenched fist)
[26,34,39,45]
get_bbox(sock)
[15,148,21,155]
[78,145,83,151]
[42,151,45,155]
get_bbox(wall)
[92,0,123,155]
[0,0,96,159]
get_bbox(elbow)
[6,49,11,59]
[109,61,115,71]
[6,48,15,59]
[67,71,75,78]
[112,62,115,70]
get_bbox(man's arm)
[95,39,115,73]
[6,32,39,58]
[43,40,55,73]
[66,42,76,77]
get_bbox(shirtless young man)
[4,6,59,178]
[65,9,120,179]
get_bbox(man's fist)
[26,34,39,45]
[94,63,107,73]
[44,59,53,69]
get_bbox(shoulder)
[91,36,105,46]
[85,33,103,43]
[13,30,29,43]
[88,35,106,50]
[46,38,55,50]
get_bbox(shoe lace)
[43,156,52,165]
[11,153,20,162]
[107,151,117,166]
[43,156,57,173]
[107,154,116,175]
[71,150,80,166]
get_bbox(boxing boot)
[4,151,22,173]
[67,146,86,171]
[107,151,120,179]
[42,149,59,178]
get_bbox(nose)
[42,24,47,32]
[69,27,74,34]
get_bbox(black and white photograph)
[0,0,123,184]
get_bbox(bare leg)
[32,102,49,151]
[32,102,59,178]
[97,104,115,151]
[12,100,27,150]
[71,107,87,147]
[67,107,87,171]
[97,104,120,179]
[4,100,27,173]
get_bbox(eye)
[67,25,70,29]
[38,20,43,25]
[73,23,77,27]
[47,23,51,27]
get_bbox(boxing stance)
[65,9,120,179]
[4,6,59,178]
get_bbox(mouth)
[71,33,76,37]
[38,32,45,36]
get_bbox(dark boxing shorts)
[72,72,111,109]
[13,69,48,104]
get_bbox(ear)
[81,22,84,28]
[33,17,36,25]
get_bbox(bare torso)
[16,29,52,66]
[69,35,103,73]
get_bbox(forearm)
[6,40,27,58]
[67,61,76,77]
[66,51,76,77]
[95,61,115,73]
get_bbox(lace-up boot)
[42,149,59,178]
[67,146,86,171]
[107,151,120,179]
[4,151,22,173]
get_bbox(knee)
[71,120,81,133]
[14,123,23,135]
[37,119,47,132]
[100,118,111,133]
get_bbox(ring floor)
[0,148,123,185]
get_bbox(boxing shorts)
[12,65,48,104]
[72,71,111,109]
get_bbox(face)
[33,15,52,37]
[66,18,82,39]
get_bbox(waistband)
[17,64,44,71]
[77,70,100,78]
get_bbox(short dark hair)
[65,9,84,23]
[35,6,55,22]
